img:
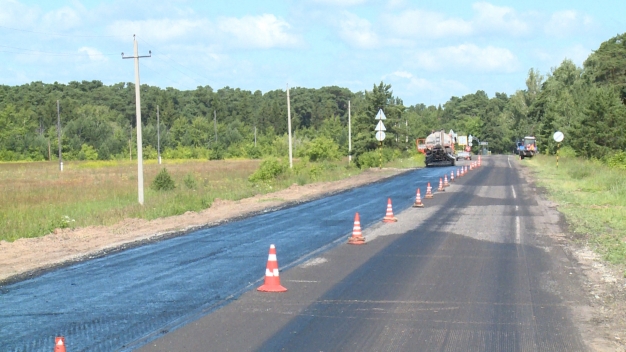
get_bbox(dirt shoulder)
[520,164,626,352]
[0,168,408,286]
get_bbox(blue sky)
[0,0,624,106]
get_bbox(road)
[1,161,450,351]
[140,155,588,352]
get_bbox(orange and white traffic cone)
[348,212,365,244]
[382,198,398,222]
[55,337,66,352]
[437,177,445,192]
[470,163,473,171]
[450,171,455,182]
[444,174,450,187]
[425,182,434,198]
[413,189,424,208]
[257,244,287,292]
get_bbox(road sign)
[468,142,473,147]
[553,131,564,142]
[458,136,468,146]
[468,135,473,143]
[375,109,386,120]
[375,120,386,131]
[480,141,488,146]
[375,131,386,141]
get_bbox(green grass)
[524,155,626,265]
[0,156,410,242]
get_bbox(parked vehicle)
[516,136,537,159]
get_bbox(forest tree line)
[1,32,625,166]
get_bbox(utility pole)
[157,105,161,165]
[122,35,151,205]
[57,100,62,171]
[287,84,293,168]
[213,110,218,143]
[348,100,352,164]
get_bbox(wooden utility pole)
[214,110,218,143]
[122,35,151,205]
[287,84,293,168]
[57,100,62,171]
[157,105,161,165]
[348,100,351,164]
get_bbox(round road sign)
[375,131,386,141]
[553,131,564,143]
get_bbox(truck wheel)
[520,155,524,160]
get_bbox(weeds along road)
[140,155,589,352]
[1,163,452,351]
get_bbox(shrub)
[151,168,176,191]
[307,136,340,162]
[558,145,577,158]
[606,151,626,169]
[356,148,395,169]
[183,173,197,190]
[248,158,287,182]
[78,144,98,161]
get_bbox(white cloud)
[338,12,379,49]
[472,2,529,36]
[415,44,518,72]
[534,44,591,67]
[41,7,82,31]
[383,10,473,39]
[0,0,39,27]
[78,47,107,62]
[544,10,593,38]
[310,0,367,6]
[217,14,300,48]
[107,19,209,42]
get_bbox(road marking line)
[286,280,319,283]
[515,216,521,244]
[511,186,517,199]
[508,157,511,168]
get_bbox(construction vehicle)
[423,130,456,167]
[516,136,536,159]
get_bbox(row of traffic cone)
[257,159,484,294]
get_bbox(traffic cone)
[382,198,398,222]
[55,337,66,352]
[470,163,473,170]
[348,212,365,244]
[425,182,434,198]
[413,188,424,208]
[457,169,460,178]
[444,174,450,187]
[450,171,455,182]
[257,244,287,292]
[437,177,445,192]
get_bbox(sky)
[0,0,624,106]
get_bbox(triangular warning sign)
[375,109,386,120]
[375,120,386,131]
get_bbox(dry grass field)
[0,158,385,242]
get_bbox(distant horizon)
[1,0,623,106]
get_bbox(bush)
[248,158,287,182]
[307,136,340,162]
[78,144,98,161]
[151,168,176,191]
[356,148,395,169]
[558,145,577,158]
[606,151,626,169]
[183,173,197,190]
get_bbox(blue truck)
[516,136,537,159]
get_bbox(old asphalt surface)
[139,155,589,352]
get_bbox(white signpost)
[553,131,564,168]
[375,108,386,168]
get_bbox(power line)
[0,45,119,56]
[0,24,127,38]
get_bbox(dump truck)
[516,136,536,159]
[424,130,456,167]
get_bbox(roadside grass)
[0,157,411,242]
[383,152,425,168]
[524,155,626,266]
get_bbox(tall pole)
[57,100,62,171]
[348,100,352,164]
[214,110,218,143]
[157,105,161,165]
[287,84,293,168]
[122,35,151,205]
